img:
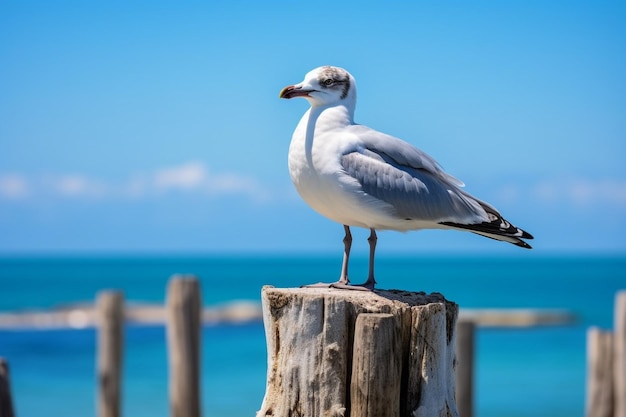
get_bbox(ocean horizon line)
[0,248,624,260]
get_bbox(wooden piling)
[256,286,458,417]
[585,290,626,417]
[166,275,202,417]
[456,320,475,417]
[0,358,15,417]
[586,327,614,417]
[96,291,124,417]
[615,291,626,417]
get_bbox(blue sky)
[1,1,625,254]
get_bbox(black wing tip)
[514,239,533,249]
[440,221,534,249]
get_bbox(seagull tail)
[440,202,534,249]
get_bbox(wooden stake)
[615,291,626,417]
[0,358,15,417]
[456,320,475,417]
[96,291,124,417]
[166,276,202,417]
[586,327,614,417]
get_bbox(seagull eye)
[322,78,335,87]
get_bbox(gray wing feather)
[341,151,486,223]
[347,125,464,187]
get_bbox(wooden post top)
[262,285,457,309]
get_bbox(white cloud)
[153,161,207,191]
[151,161,268,201]
[206,173,265,197]
[531,178,626,207]
[0,161,268,202]
[44,175,109,198]
[494,184,521,205]
[0,174,29,199]
[494,177,626,209]
[123,175,149,199]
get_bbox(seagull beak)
[279,84,313,99]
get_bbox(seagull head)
[279,66,356,108]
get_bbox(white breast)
[287,108,409,230]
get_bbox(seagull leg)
[301,225,353,288]
[338,225,352,285]
[330,228,376,291]
[363,228,377,288]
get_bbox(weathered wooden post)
[351,313,402,417]
[456,320,475,417]
[96,291,124,417]
[586,327,614,417]
[256,286,459,417]
[615,291,626,417]
[0,358,15,417]
[166,275,202,417]
[585,290,626,417]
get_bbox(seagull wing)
[341,125,534,248]
[348,125,465,187]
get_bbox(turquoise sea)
[0,254,624,417]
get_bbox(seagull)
[279,66,533,290]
